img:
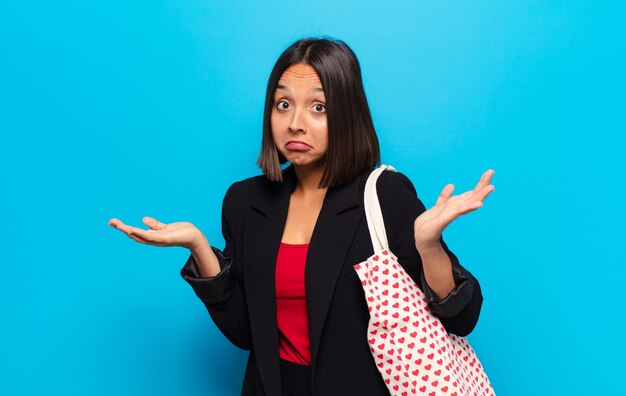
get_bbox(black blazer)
[181,164,482,396]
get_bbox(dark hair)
[256,37,380,187]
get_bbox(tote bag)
[353,165,495,396]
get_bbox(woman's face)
[271,63,328,169]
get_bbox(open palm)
[108,216,203,249]
[414,169,495,249]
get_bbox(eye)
[276,100,289,110]
[313,103,326,113]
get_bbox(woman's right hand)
[108,216,206,250]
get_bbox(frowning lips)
[286,140,312,148]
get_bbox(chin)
[288,158,313,166]
[288,157,325,168]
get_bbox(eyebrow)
[276,84,324,93]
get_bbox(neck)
[292,162,328,198]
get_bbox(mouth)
[285,140,312,151]
[286,140,311,147]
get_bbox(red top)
[275,242,311,365]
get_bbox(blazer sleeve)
[376,170,483,337]
[179,181,253,350]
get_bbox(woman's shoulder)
[222,168,292,208]
[372,168,426,222]
[222,174,269,205]
[227,169,290,195]
[375,168,419,199]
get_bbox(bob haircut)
[256,37,381,188]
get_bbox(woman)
[109,37,494,396]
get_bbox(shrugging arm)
[180,182,253,350]
[377,171,483,337]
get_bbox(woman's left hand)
[414,169,495,251]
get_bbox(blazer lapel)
[243,165,296,396]
[305,171,365,377]
[242,165,368,395]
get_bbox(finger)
[477,184,495,201]
[443,200,483,222]
[108,218,123,228]
[464,200,483,213]
[461,188,495,209]
[127,230,166,246]
[129,227,171,245]
[435,184,455,206]
[468,169,495,200]
[143,216,167,230]
[128,226,155,239]
[126,230,151,245]
[109,218,134,234]
[128,229,167,246]
[472,169,493,192]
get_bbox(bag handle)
[364,164,396,252]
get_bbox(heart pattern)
[354,249,495,396]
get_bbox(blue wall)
[1,1,624,395]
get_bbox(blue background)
[1,1,624,395]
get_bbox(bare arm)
[417,242,456,300]
[189,235,221,278]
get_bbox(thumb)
[142,216,167,230]
[435,184,455,206]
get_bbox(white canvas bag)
[353,165,495,396]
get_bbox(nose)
[288,107,306,134]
